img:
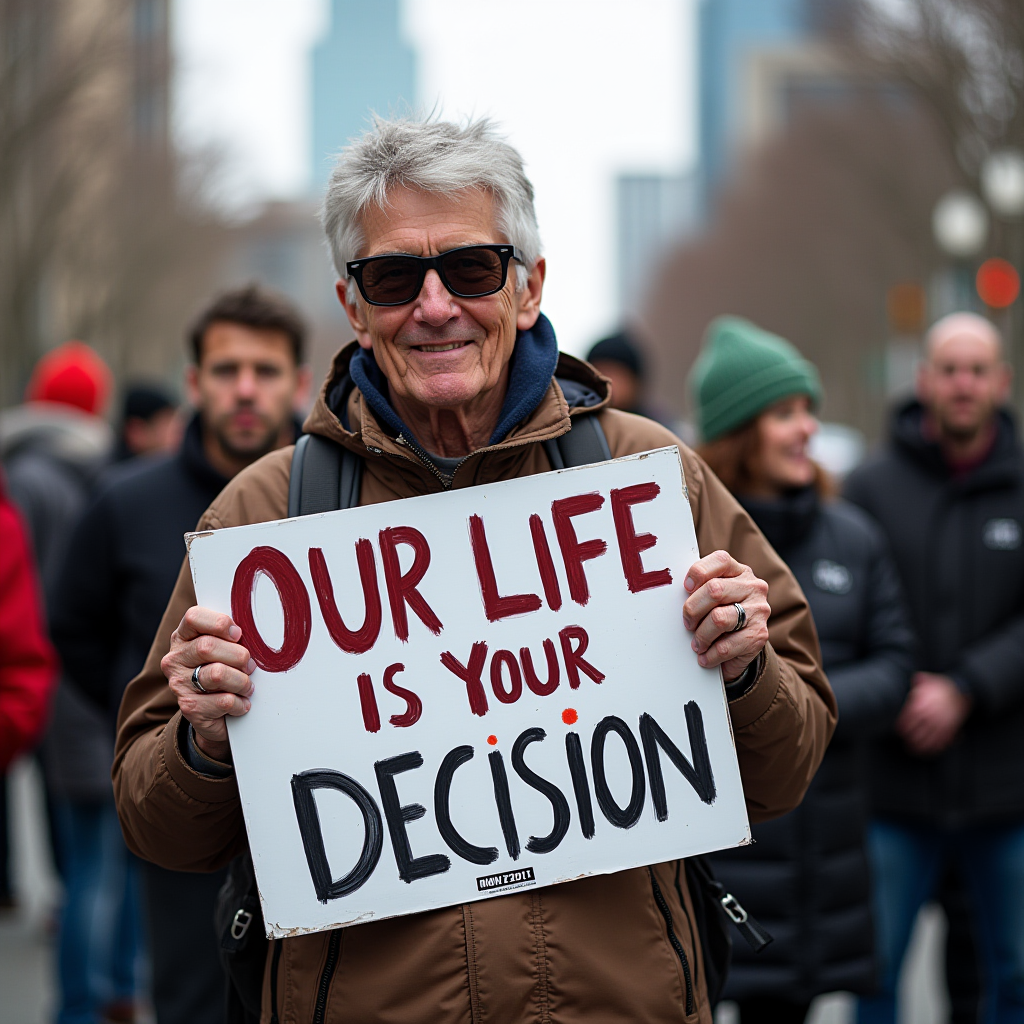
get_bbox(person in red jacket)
[0,478,58,771]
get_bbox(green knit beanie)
[689,316,822,442]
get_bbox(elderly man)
[846,313,1024,1024]
[114,118,834,1024]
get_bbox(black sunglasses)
[346,244,523,306]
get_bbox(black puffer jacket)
[710,488,913,1001]
[845,401,1024,825]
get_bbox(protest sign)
[186,446,750,938]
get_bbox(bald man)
[845,313,1024,1023]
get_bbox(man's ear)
[185,364,201,408]
[336,280,374,350]
[515,257,546,332]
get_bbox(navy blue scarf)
[349,313,560,449]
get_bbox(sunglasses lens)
[360,256,422,304]
[440,247,505,296]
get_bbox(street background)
[4,0,1024,1020]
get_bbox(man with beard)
[51,285,310,1024]
[845,313,1024,1023]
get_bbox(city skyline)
[172,0,696,356]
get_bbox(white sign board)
[187,446,750,938]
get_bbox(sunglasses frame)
[346,244,523,307]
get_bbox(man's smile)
[411,341,472,353]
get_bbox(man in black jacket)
[845,312,1024,1024]
[51,285,310,1024]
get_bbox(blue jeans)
[54,800,143,1024]
[857,819,1024,1024]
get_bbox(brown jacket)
[114,346,835,1024]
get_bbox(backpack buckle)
[719,893,749,924]
[230,908,254,941]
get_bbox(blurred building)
[310,0,416,194]
[699,0,807,196]
[0,0,209,407]
[129,0,171,151]
[698,0,854,201]
[616,174,700,316]
[638,0,948,439]
[220,2,419,387]
[613,1,856,321]
[221,202,351,386]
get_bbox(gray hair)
[320,116,542,302]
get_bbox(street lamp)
[932,190,989,259]
[981,149,1024,219]
[981,149,1024,406]
[933,190,989,312]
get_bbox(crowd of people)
[0,115,1022,1024]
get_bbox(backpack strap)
[542,413,611,470]
[287,434,363,516]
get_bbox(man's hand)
[160,606,256,763]
[896,672,971,756]
[682,550,770,682]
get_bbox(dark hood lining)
[325,314,603,448]
[890,398,1022,489]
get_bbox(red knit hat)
[25,341,113,416]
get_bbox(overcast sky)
[173,0,697,355]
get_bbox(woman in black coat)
[691,317,914,1023]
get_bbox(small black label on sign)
[476,867,536,892]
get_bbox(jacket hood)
[889,398,1022,489]
[303,315,610,464]
[0,402,114,467]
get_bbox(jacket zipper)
[394,434,459,489]
[366,374,589,490]
[269,940,283,1024]
[395,432,489,490]
[391,425,563,491]
[312,930,341,1024]
[649,867,694,1016]
[462,904,483,1024]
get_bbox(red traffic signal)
[976,258,1020,309]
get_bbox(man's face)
[123,407,181,457]
[917,331,1010,440]
[186,322,307,462]
[591,361,639,412]
[338,187,544,415]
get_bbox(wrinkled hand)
[682,550,770,682]
[160,606,256,762]
[897,672,971,756]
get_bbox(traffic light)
[976,258,1020,309]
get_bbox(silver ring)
[191,665,208,694]
[730,603,747,632]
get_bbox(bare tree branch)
[0,0,230,407]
